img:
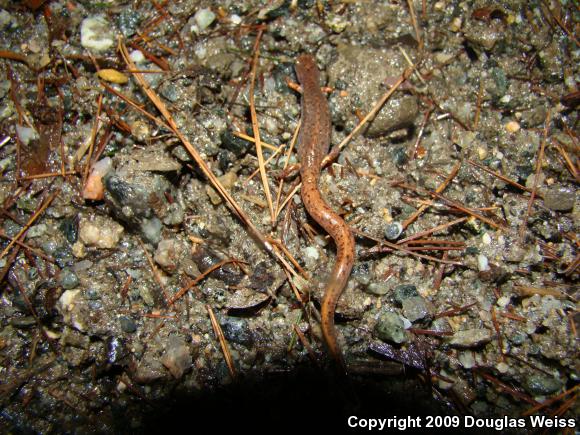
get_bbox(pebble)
[364,282,390,296]
[80,16,115,52]
[458,351,476,369]
[482,233,492,245]
[119,316,137,333]
[401,296,432,322]
[161,336,192,379]
[374,311,408,344]
[505,121,520,133]
[129,49,145,64]
[384,222,403,240]
[154,239,183,272]
[140,218,163,245]
[543,186,575,212]
[83,157,112,201]
[79,215,124,249]
[192,8,216,33]
[477,254,490,272]
[447,329,492,348]
[221,317,253,346]
[392,284,419,305]
[524,374,563,395]
[163,203,184,226]
[97,69,128,85]
[59,269,79,290]
[26,223,46,238]
[58,289,80,313]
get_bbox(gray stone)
[327,44,419,138]
[447,329,492,348]
[364,282,390,296]
[59,269,79,290]
[543,186,575,212]
[384,222,403,240]
[393,284,419,305]
[524,374,563,395]
[374,311,408,344]
[161,336,192,379]
[119,316,137,333]
[402,296,432,322]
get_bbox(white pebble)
[497,296,511,307]
[79,215,124,248]
[129,49,145,64]
[497,362,509,373]
[194,8,216,32]
[58,289,80,312]
[477,254,490,271]
[15,124,38,145]
[482,233,492,245]
[80,16,115,52]
[303,246,319,260]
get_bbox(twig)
[402,162,461,229]
[207,305,237,380]
[247,29,275,222]
[0,189,59,259]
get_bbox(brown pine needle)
[0,189,59,259]
[117,39,279,263]
[207,304,237,380]
[244,142,286,185]
[522,385,580,416]
[552,138,579,181]
[247,29,275,222]
[368,239,463,265]
[232,131,279,152]
[467,159,535,195]
[519,109,551,242]
[0,229,55,263]
[403,162,461,229]
[100,82,172,132]
[292,324,319,366]
[430,190,506,230]
[477,371,538,406]
[21,170,77,181]
[398,217,468,244]
[275,119,301,219]
[268,238,308,279]
[169,259,242,305]
[407,0,423,50]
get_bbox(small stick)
[207,305,237,380]
[402,162,461,229]
[0,189,59,259]
[467,159,535,195]
[247,29,275,222]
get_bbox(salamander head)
[295,54,320,85]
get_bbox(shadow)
[135,365,452,434]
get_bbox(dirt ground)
[0,1,578,433]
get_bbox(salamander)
[295,54,355,372]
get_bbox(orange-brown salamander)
[295,54,355,371]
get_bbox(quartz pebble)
[79,215,124,249]
[80,16,115,52]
